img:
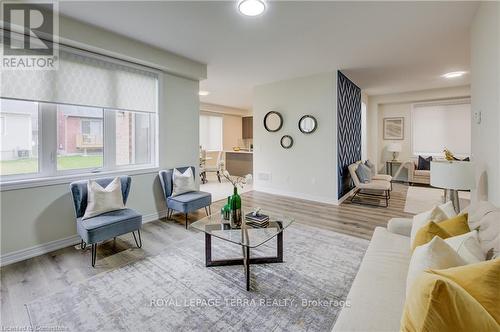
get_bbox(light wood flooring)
[0,183,413,327]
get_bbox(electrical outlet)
[473,111,482,124]
[258,172,271,182]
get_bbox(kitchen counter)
[225,151,253,176]
[225,150,253,154]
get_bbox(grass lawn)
[0,155,103,176]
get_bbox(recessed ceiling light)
[199,91,210,96]
[238,0,266,17]
[442,71,467,79]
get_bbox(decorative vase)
[229,186,242,228]
[221,196,231,220]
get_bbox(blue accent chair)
[159,166,212,229]
[69,176,143,267]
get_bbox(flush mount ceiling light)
[199,91,210,96]
[442,71,467,79]
[238,0,266,17]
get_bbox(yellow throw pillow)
[412,221,452,251]
[401,259,500,332]
[430,258,500,323]
[438,213,470,237]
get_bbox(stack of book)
[245,212,269,228]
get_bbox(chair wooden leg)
[217,171,221,183]
[185,213,188,229]
[208,205,212,215]
[205,206,209,216]
[80,240,86,250]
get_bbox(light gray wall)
[0,19,203,255]
[253,72,338,204]
[471,2,500,205]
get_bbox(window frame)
[0,98,159,190]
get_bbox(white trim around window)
[0,98,159,189]
[0,166,160,191]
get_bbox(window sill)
[0,166,160,192]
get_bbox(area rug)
[25,223,368,332]
[404,186,470,214]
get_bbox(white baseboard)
[142,210,167,224]
[253,186,339,205]
[0,234,81,267]
[0,209,168,267]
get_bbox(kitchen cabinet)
[242,116,253,139]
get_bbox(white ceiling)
[59,1,478,110]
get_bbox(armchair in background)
[199,148,207,184]
[405,160,431,185]
[348,162,391,207]
[204,151,225,183]
[159,166,212,229]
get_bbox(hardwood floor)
[0,183,412,327]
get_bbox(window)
[0,98,157,182]
[199,114,223,151]
[0,44,158,185]
[0,99,39,176]
[115,110,153,166]
[411,100,471,157]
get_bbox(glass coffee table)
[190,209,294,291]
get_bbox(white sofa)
[333,199,500,331]
[332,218,413,332]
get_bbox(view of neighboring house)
[0,99,38,161]
[56,105,103,156]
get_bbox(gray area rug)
[25,223,368,332]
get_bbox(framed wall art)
[383,117,404,140]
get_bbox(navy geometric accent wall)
[337,71,362,199]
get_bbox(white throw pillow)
[82,178,125,220]
[172,167,196,197]
[439,200,458,219]
[467,201,500,258]
[410,201,457,246]
[444,230,485,264]
[406,236,466,297]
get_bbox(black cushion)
[417,156,432,170]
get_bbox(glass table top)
[190,209,294,248]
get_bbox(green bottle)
[221,196,231,220]
[230,186,242,227]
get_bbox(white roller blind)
[411,100,471,157]
[199,114,223,151]
[1,46,158,113]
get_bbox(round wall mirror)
[298,115,317,134]
[263,111,283,132]
[280,135,294,149]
